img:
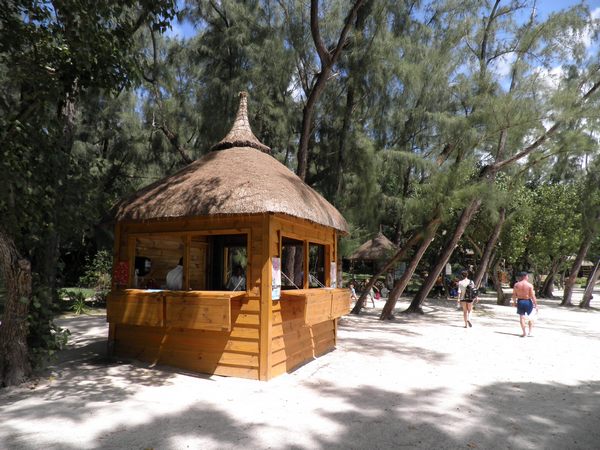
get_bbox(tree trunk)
[561,234,593,306]
[405,198,482,313]
[490,258,507,305]
[334,84,354,205]
[580,259,600,308]
[0,230,33,387]
[297,0,366,181]
[539,256,566,299]
[473,207,506,289]
[380,220,439,319]
[350,228,427,314]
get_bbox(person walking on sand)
[511,271,538,337]
[457,270,477,328]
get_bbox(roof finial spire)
[211,91,271,153]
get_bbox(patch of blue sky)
[485,1,600,92]
[163,16,197,41]
[161,0,200,41]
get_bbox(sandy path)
[1,288,599,450]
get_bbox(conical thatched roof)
[347,232,396,261]
[112,93,348,233]
[211,92,271,153]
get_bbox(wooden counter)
[279,288,351,326]
[107,289,245,331]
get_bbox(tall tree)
[0,0,176,387]
[562,155,600,305]
[404,1,599,312]
[295,0,367,181]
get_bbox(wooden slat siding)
[122,216,263,234]
[135,236,184,287]
[305,299,331,325]
[272,215,331,245]
[165,296,232,331]
[270,334,335,373]
[160,348,259,368]
[233,297,260,313]
[331,289,352,318]
[271,307,304,325]
[107,291,164,327]
[113,318,261,379]
[269,302,335,375]
[161,334,259,353]
[189,241,207,290]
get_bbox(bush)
[62,290,89,315]
[27,287,70,369]
[78,250,112,290]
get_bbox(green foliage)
[63,290,89,315]
[0,0,598,368]
[79,250,113,290]
[27,287,70,369]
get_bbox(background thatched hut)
[345,232,397,276]
[107,92,351,380]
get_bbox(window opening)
[309,243,326,288]
[132,233,247,291]
[281,237,304,289]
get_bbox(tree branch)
[310,0,332,66]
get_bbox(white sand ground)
[1,288,599,450]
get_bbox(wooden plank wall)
[135,236,184,288]
[111,214,344,380]
[268,215,338,378]
[112,295,261,379]
[189,237,207,290]
[112,215,264,379]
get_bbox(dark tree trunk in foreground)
[473,207,505,289]
[561,235,593,306]
[406,198,482,314]
[380,220,439,320]
[580,259,600,308]
[0,230,33,387]
[539,256,566,299]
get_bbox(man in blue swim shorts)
[511,271,538,337]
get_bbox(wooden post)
[127,237,136,288]
[258,215,273,380]
[183,235,191,290]
[111,223,121,291]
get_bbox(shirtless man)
[511,271,538,337]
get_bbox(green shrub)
[79,250,112,290]
[27,287,70,369]
[60,289,90,314]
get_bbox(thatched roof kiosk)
[345,232,397,279]
[347,232,396,262]
[107,92,352,381]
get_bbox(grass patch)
[58,287,107,313]
[59,287,95,300]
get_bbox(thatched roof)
[112,93,348,233]
[347,232,396,261]
[211,92,271,154]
